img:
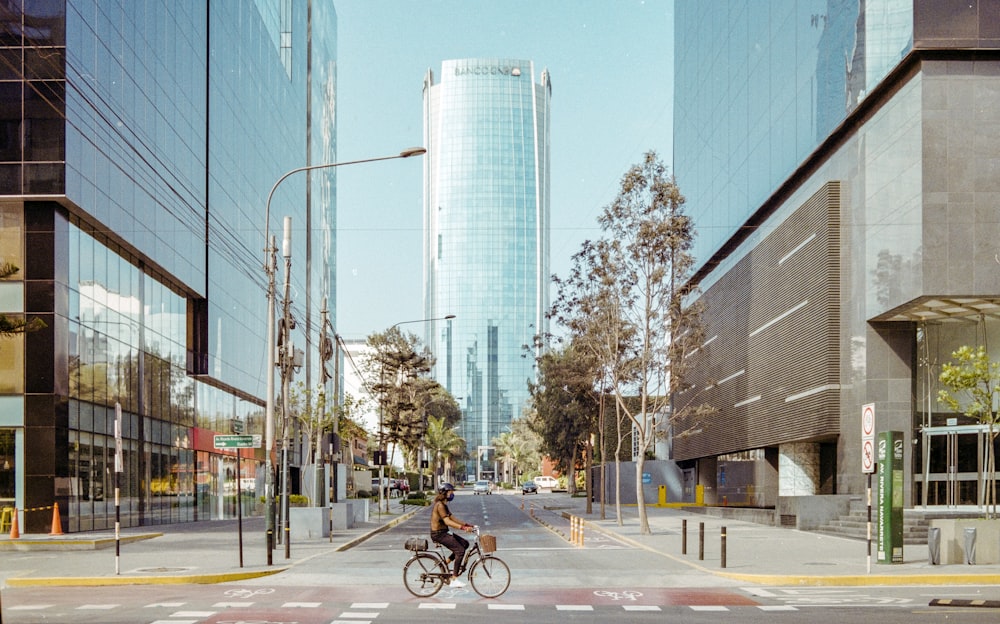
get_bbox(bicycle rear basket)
[405,537,428,552]
[479,534,497,553]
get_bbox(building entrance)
[917,425,995,507]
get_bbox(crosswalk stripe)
[557,605,594,611]
[690,605,729,611]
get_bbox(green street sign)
[214,434,261,449]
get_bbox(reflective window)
[675,1,914,268]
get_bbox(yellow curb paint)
[5,567,286,587]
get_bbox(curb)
[0,533,162,552]
[5,567,286,587]
[337,509,420,551]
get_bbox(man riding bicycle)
[430,482,474,587]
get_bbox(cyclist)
[430,482,474,586]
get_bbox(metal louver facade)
[676,182,842,460]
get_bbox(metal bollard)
[721,526,727,568]
[699,522,705,561]
[682,519,687,555]
[964,527,977,565]
[928,527,940,565]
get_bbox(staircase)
[815,498,929,545]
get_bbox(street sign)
[861,403,875,473]
[214,434,261,449]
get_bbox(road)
[2,492,999,623]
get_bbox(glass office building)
[0,1,337,532]
[674,1,1000,517]
[422,59,551,479]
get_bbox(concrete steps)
[814,501,985,545]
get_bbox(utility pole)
[280,216,293,560]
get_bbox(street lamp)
[262,147,426,564]
[377,314,455,513]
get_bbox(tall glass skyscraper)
[0,1,336,532]
[422,59,551,479]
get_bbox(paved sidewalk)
[0,501,418,588]
[3,491,1000,588]
[522,491,1000,587]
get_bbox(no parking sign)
[861,403,875,473]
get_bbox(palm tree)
[424,416,464,487]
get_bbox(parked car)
[473,479,492,495]
[533,475,559,489]
[521,480,538,494]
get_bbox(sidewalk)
[3,492,1000,588]
[523,491,1000,587]
[0,500,418,588]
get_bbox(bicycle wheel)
[403,553,448,598]
[468,555,511,598]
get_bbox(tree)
[492,417,540,485]
[528,342,599,493]
[547,151,708,534]
[424,415,465,487]
[938,344,1000,518]
[363,325,434,466]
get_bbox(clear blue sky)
[334,0,674,339]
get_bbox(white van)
[533,476,559,489]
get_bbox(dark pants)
[432,530,469,577]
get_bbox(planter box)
[289,507,329,540]
[929,518,1000,564]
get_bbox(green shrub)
[355,490,373,498]
[402,497,430,506]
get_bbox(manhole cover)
[133,567,193,573]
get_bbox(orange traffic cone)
[49,502,63,536]
[8,507,19,539]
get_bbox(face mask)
[446,492,455,502]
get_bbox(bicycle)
[402,525,511,598]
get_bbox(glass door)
[918,425,988,507]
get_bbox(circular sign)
[862,439,875,472]
[862,404,875,436]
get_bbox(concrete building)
[674,1,1000,517]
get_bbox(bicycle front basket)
[405,537,428,552]
[479,534,497,553]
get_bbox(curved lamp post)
[262,147,426,564]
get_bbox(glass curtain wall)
[66,224,261,530]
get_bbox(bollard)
[699,522,705,561]
[570,516,577,544]
[964,527,977,565]
[928,527,940,565]
[682,519,687,555]
[721,526,727,568]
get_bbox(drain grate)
[132,566,193,573]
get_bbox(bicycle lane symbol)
[594,590,643,602]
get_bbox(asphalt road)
[2,493,999,623]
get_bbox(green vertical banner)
[877,430,904,564]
